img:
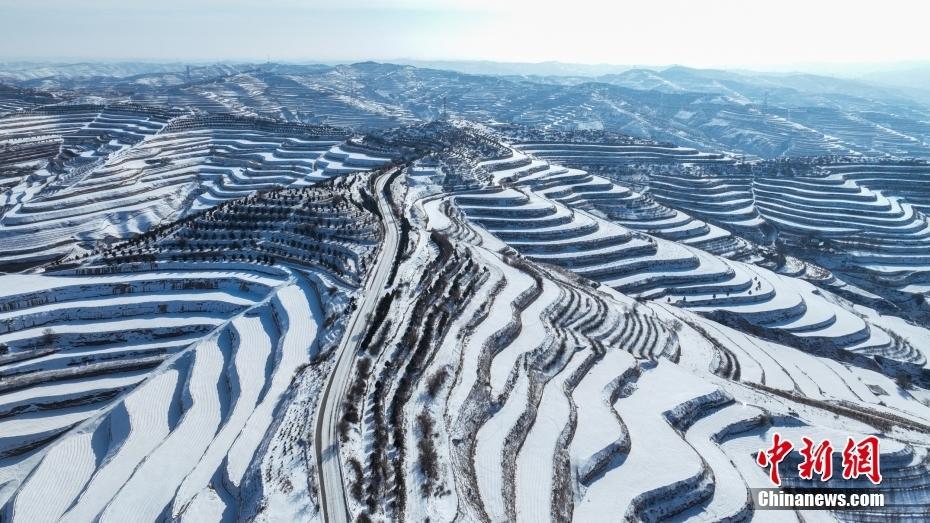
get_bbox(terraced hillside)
[0,85,59,115]
[495,142,857,297]
[479,148,753,260]
[822,162,930,214]
[0,80,929,520]
[445,184,919,373]
[751,169,930,308]
[504,137,930,319]
[0,174,384,521]
[321,148,930,521]
[0,107,395,270]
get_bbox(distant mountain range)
[399,59,930,102]
[1,60,929,158]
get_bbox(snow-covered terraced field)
[785,107,930,158]
[485,149,755,260]
[648,170,773,243]
[711,107,859,158]
[342,208,712,521]
[0,105,174,155]
[753,171,930,304]
[504,139,930,320]
[9,61,930,160]
[429,145,923,367]
[0,90,928,521]
[0,109,394,270]
[0,86,58,115]
[450,185,923,370]
[0,175,383,520]
[822,162,930,215]
[330,152,930,521]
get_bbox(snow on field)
[3,96,930,521]
[569,349,636,481]
[0,166,380,520]
[475,372,530,521]
[489,277,561,394]
[514,350,586,522]
[2,274,328,521]
[446,248,536,412]
[95,377,182,514]
[0,111,390,270]
[574,361,720,520]
[679,403,762,521]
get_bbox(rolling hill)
[0,64,928,521]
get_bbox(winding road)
[315,167,401,523]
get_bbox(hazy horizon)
[2,0,929,75]
[2,57,929,82]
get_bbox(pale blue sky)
[2,0,927,70]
